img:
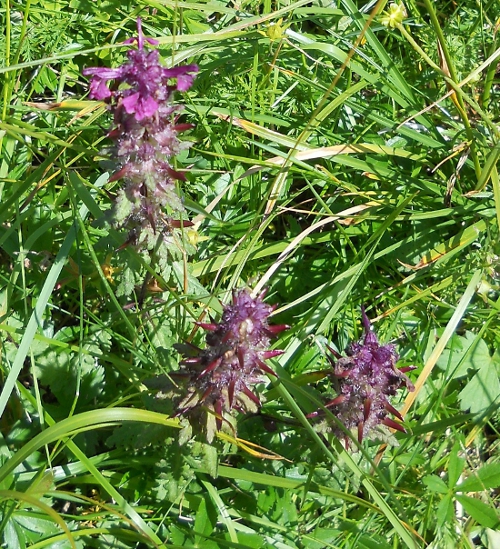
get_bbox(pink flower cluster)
[83,18,198,246]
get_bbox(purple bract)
[175,288,288,442]
[310,308,414,445]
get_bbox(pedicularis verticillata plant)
[174,289,288,442]
[83,18,198,251]
[311,309,415,446]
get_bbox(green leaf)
[455,495,500,528]
[458,363,500,414]
[304,528,342,549]
[0,408,180,484]
[357,535,393,549]
[194,497,217,542]
[436,332,490,378]
[153,454,196,504]
[456,463,500,492]
[196,442,218,479]
[69,171,106,220]
[436,493,454,530]
[3,519,25,549]
[422,475,449,494]
[448,442,465,488]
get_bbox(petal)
[136,95,159,119]
[163,64,198,79]
[121,92,140,113]
[83,66,124,79]
[261,350,284,360]
[89,79,112,100]
[176,75,195,92]
[256,358,276,377]
[357,421,364,443]
[384,402,404,421]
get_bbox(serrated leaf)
[232,533,265,549]
[150,322,174,350]
[13,513,60,537]
[194,497,217,541]
[168,524,187,546]
[456,495,500,528]
[436,493,454,530]
[172,261,209,297]
[34,347,105,410]
[422,474,449,494]
[3,519,23,549]
[458,363,500,414]
[456,463,500,492]
[448,442,465,488]
[106,424,172,450]
[470,338,494,370]
[196,442,218,479]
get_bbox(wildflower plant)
[83,18,198,265]
[172,288,288,442]
[311,309,415,446]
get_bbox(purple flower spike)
[84,21,198,121]
[310,308,414,446]
[175,289,288,442]
[83,17,198,248]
